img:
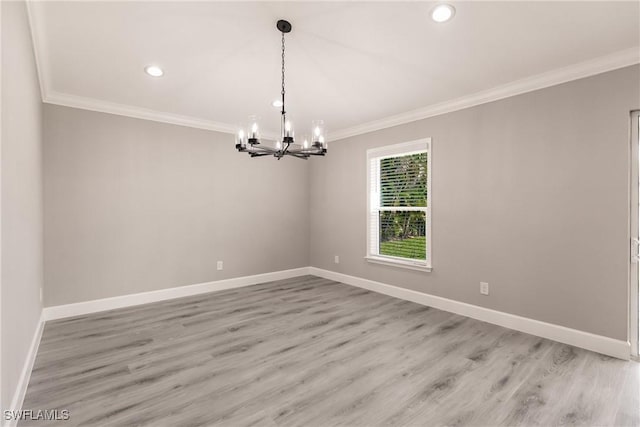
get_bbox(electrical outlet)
[480,282,489,295]
[217,261,223,271]
[334,255,340,264]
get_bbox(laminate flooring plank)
[20,275,639,427]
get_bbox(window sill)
[365,256,432,272]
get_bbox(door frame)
[630,110,639,358]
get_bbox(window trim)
[365,138,432,272]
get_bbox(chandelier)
[235,20,327,160]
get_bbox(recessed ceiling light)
[272,99,283,108]
[144,65,164,77]
[431,4,455,23]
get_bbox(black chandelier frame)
[235,20,327,160]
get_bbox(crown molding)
[43,91,280,140]
[329,47,640,141]
[44,91,242,135]
[26,0,50,101]
[26,1,277,138]
[26,0,639,142]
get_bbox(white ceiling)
[28,1,640,140]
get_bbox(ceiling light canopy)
[431,4,456,23]
[235,20,327,160]
[144,65,164,77]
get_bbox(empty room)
[2,1,640,426]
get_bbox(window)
[366,139,432,271]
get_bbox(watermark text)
[4,409,70,421]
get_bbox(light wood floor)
[22,276,639,426]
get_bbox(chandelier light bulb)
[301,135,309,149]
[235,128,247,150]
[312,120,325,145]
[247,115,261,143]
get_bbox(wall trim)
[8,266,630,424]
[24,0,639,143]
[25,0,49,109]
[5,313,45,427]
[38,48,639,143]
[43,267,311,321]
[41,91,281,140]
[41,267,631,358]
[329,48,640,141]
[44,91,240,136]
[308,267,631,360]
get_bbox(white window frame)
[365,138,432,272]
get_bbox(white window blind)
[366,139,432,271]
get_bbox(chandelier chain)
[282,32,286,99]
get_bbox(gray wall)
[43,105,310,306]
[1,0,44,411]
[39,50,639,342]
[310,65,640,341]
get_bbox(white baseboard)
[6,265,629,427]
[43,267,311,321]
[5,313,45,427]
[308,267,630,360]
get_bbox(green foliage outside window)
[379,153,427,260]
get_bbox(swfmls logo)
[3,409,70,421]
